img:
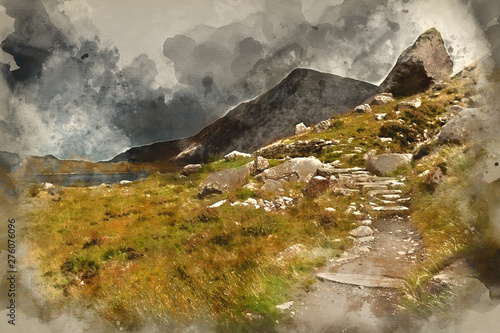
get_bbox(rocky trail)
[276,171,427,333]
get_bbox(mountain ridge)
[112,67,377,164]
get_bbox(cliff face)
[379,28,453,96]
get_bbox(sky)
[0,0,495,161]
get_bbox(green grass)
[400,144,497,318]
[25,168,356,329]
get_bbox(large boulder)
[369,93,395,105]
[252,156,270,174]
[366,153,412,176]
[354,104,372,113]
[379,28,453,97]
[255,157,323,183]
[199,164,252,197]
[295,122,310,135]
[438,108,483,144]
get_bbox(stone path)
[277,171,426,333]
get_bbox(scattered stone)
[224,150,252,161]
[182,164,202,176]
[367,189,403,196]
[371,94,395,105]
[356,236,375,243]
[120,180,132,185]
[445,105,464,114]
[199,164,252,197]
[260,179,285,195]
[438,108,483,144]
[397,251,406,256]
[334,188,360,196]
[468,95,487,107]
[366,153,412,176]
[360,220,372,226]
[43,182,55,190]
[243,181,260,191]
[255,157,323,183]
[255,139,334,159]
[349,226,374,238]
[303,176,332,197]
[317,273,401,288]
[372,206,409,212]
[277,244,307,261]
[379,137,392,142]
[315,120,331,132]
[252,156,270,174]
[381,194,401,200]
[378,28,453,96]
[325,207,336,213]
[295,122,310,135]
[209,200,227,208]
[374,113,387,121]
[245,198,258,206]
[354,104,372,113]
[276,301,294,311]
[396,98,421,110]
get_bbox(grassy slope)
[23,74,489,329]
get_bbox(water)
[36,172,148,187]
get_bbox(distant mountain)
[0,151,22,172]
[109,140,182,164]
[112,68,377,164]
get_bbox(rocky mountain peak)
[379,27,453,96]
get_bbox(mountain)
[110,140,183,164]
[113,27,453,165]
[112,68,377,164]
[379,27,453,96]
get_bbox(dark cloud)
[0,0,210,160]
[0,0,492,161]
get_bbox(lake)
[36,172,149,187]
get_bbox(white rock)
[349,226,374,238]
[295,122,310,135]
[245,198,258,206]
[224,150,251,160]
[360,220,372,226]
[276,301,294,311]
[355,104,372,113]
[209,200,227,208]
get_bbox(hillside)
[17,28,500,332]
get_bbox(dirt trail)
[277,176,428,333]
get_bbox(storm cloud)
[0,0,493,161]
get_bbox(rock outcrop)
[255,139,337,159]
[379,28,453,97]
[438,108,483,144]
[182,164,202,176]
[255,157,323,183]
[199,164,252,197]
[366,153,412,176]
